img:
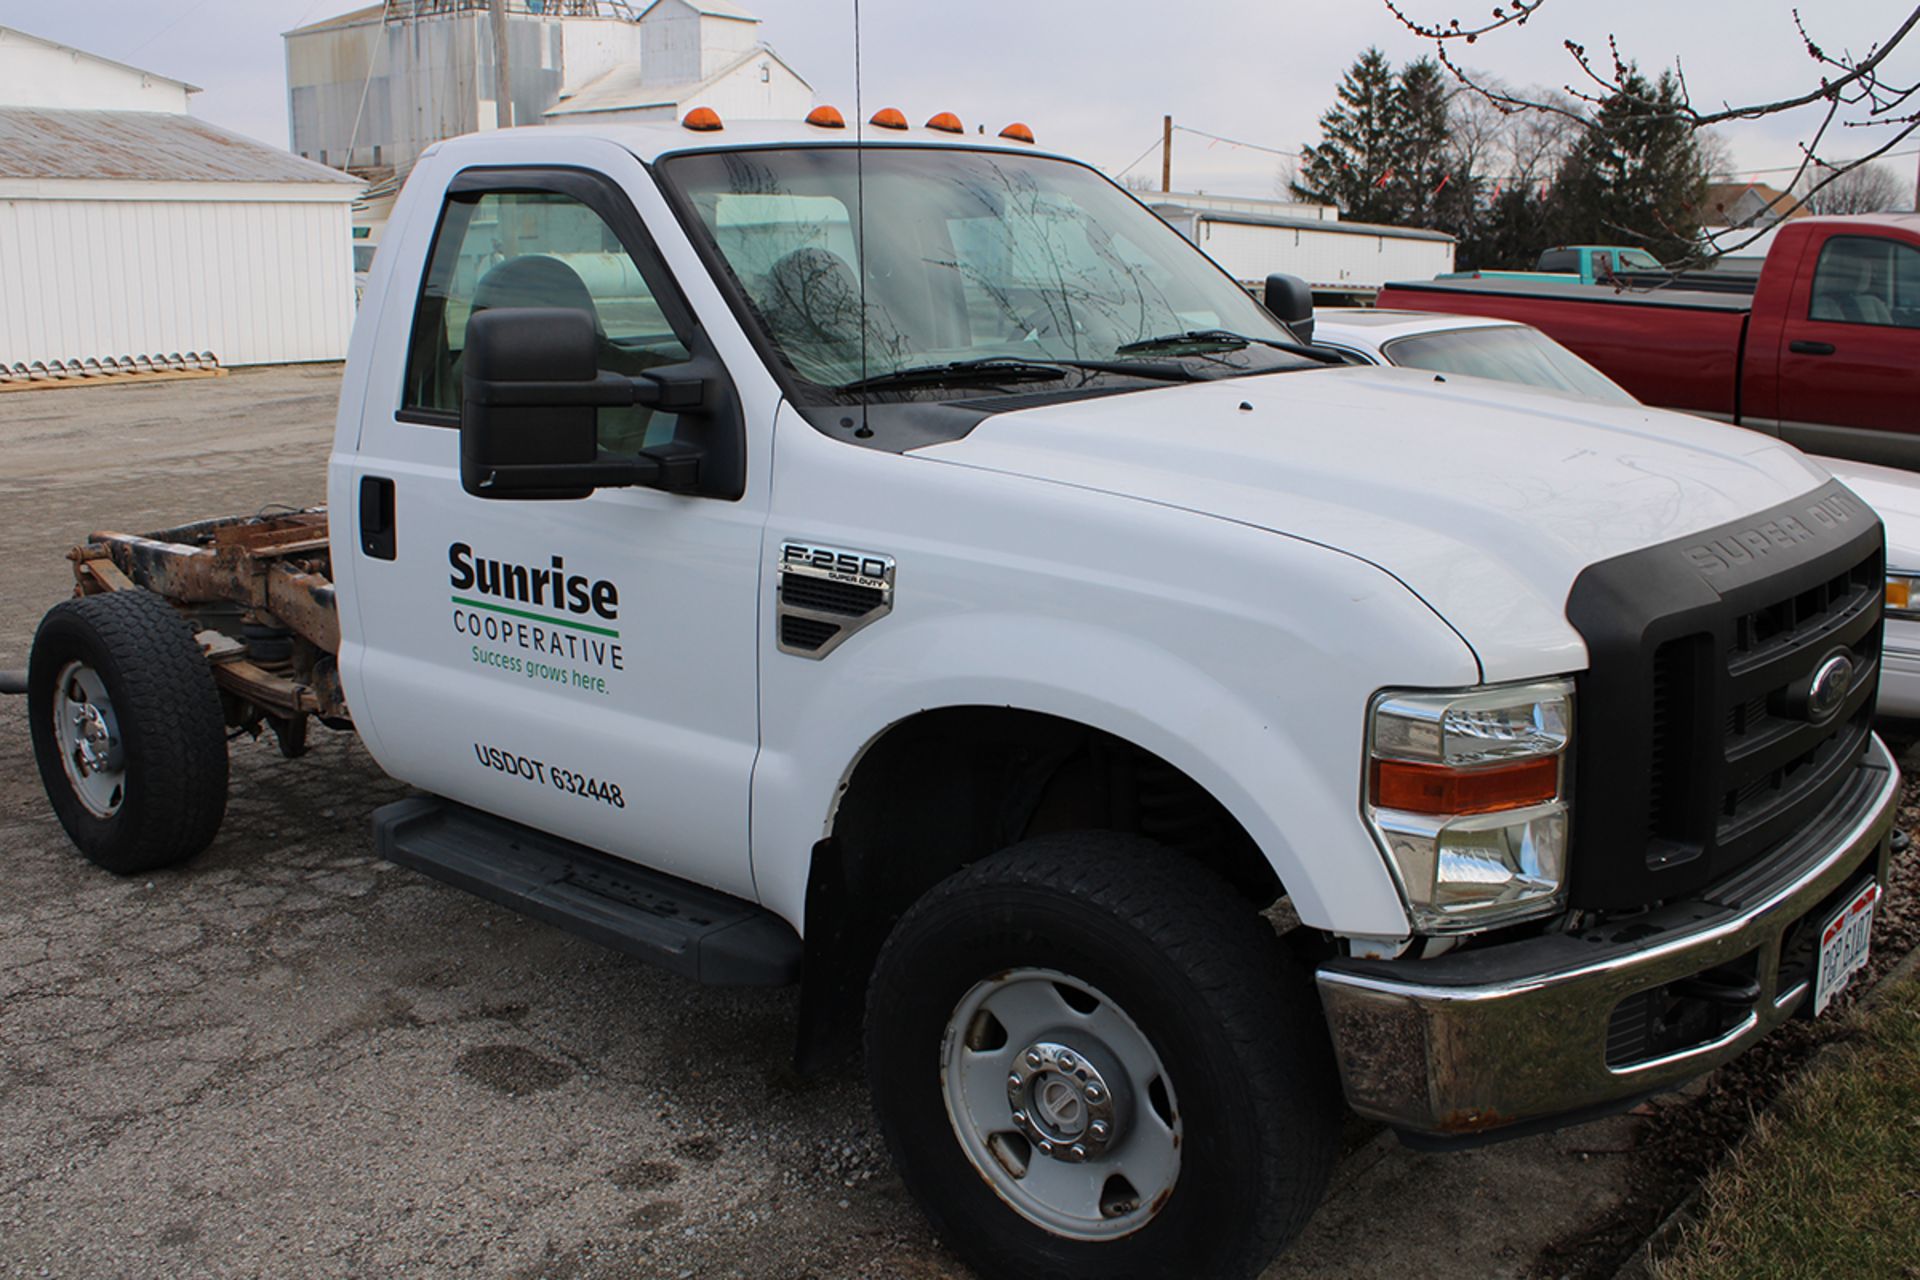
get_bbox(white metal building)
[0,27,362,374]
[1147,192,1456,299]
[544,0,812,125]
[286,1,654,175]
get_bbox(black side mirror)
[1263,273,1315,345]
[459,306,708,500]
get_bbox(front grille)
[1566,481,1885,910]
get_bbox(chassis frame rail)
[69,508,349,733]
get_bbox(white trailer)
[1149,194,1455,300]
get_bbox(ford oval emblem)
[1807,653,1856,723]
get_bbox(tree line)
[1290,47,1910,270]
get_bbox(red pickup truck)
[1377,214,1920,469]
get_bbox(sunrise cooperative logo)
[446,541,625,692]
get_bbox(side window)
[402,188,692,455]
[1809,235,1920,329]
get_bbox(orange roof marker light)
[806,105,846,128]
[925,111,965,134]
[999,122,1035,144]
[870,107,909,130]
[681,106,723,132]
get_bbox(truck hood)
[913,366,1831,682]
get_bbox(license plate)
[1813,881,1878,1017]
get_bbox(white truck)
[7,113,1900,1280]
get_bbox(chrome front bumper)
[1316,735,1901,1140]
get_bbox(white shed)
[544,0,812,126]
[0,26,362,377]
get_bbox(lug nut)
[1084,1083,1105,1103]
[1025,1049,1043,1068]
[1070,1143,1087,1160]
[1007,1073,1022,1092]
[1089,1120,1110,1141]
[1058,1051,1076,1069]
[1038,1140,1054,1155]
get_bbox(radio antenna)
[852,0,870,437]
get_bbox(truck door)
[1775,231,1920,465]
[344,163,766,900]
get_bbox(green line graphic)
[451,596,620,638]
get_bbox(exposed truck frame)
[67,510,347,743]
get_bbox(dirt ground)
[0,365,1908,1280]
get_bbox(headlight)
[1886,571,1919,621]
[1366,678,1573,933]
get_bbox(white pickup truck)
[9,114,1900,1280]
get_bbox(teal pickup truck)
[1441,244,1663,285]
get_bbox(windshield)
[1382,324,1639,406]
[658,146,1317,397]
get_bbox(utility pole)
[489,0,515,130]
[1162,115,1172,193]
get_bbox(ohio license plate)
[1813,881,1878,1017]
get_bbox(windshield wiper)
[831,356,1196,395]
[1115,328,1343,364]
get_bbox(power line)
[122,0,217,61]
[1112,134,1166,180]
[1173,125,1300,160]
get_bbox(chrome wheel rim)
[940,967,1181,1241]
[52,661,126,818]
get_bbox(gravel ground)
[0,366,1911,1280]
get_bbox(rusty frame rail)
[69,508,349,729]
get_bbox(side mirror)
[459,306,707,500]
[1263,273,1315,344]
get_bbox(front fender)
[752,428,1484,940]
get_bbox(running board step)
[372,796,800,986]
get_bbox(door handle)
[360,475,396,560]
[1789,340,1836,356]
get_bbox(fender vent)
[780,614,842,652]
[776,542,895,659]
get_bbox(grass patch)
[1654,970,1920,1280]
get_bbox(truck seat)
[1811,255,1892,326]
[471,255,604,332]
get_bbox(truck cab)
[19,113,1902,1280]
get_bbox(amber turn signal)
[1887,577,1911,611]
[681,107,723,131]
[998,122,1035,143]
[870,107,909,130]
[925,111,964,133]
[806,105,846,128]
[1371,756,1559,816]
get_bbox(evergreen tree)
[1549,68,1707,263]
[1292,48,1403,224]
[1390,58,1459,227]
[1294,52,1474,231]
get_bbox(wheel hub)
[71,702,116,774]
[1006,1041,1120,1161]
[51,661,127,818]
[940,967,1182,1242]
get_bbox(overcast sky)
[5,0,1916,200]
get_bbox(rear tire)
[865,832,1340,1280]
[28,590,229,874]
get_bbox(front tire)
[866,833,1340,1280]
[28,590,229,874]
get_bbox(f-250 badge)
[775,541,894,660]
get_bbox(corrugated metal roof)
[285,4,385,34]
[636,0,759,20]
[0,108,361,185]
[0,25,201,94]
[1149,202,1456,245]
[546,43,806,116]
